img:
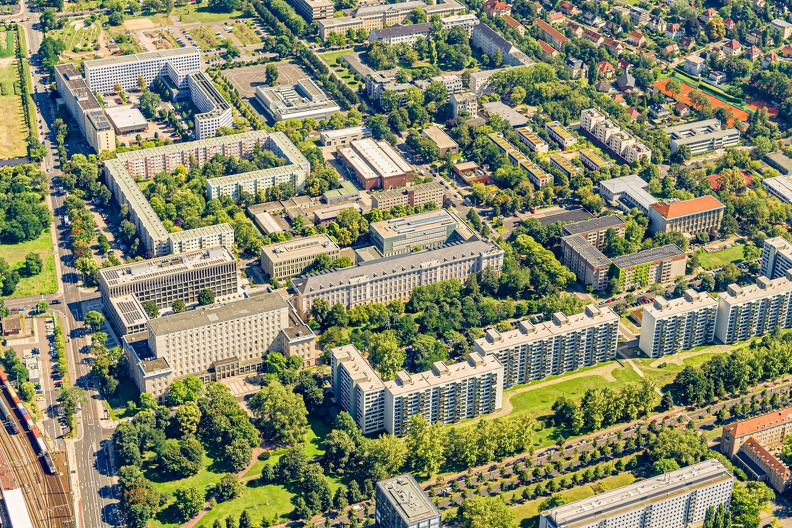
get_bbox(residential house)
[484,0,511,17]
[771,18,792,40]
[536,18,569,49]
[746,45,762,61]
[548,11,565,24]
[565,57,587,79]
[648,104,671,119]
[597,61,616,79]
[724,18,735,33]
[648,15,667,33]
[618,59,632,71]
[783,43,792,58]
[709,71,727,84]
[616,72,636,92]
[684,55,708,76]
[583,12,605,27]
[746,29,763,45]
[604,38,624,56]
[667,23,684,39]
[538,39,559,60]
[595,81,617,94]
[754,0,766,11]
[628,30,646,47]
[675,102,690,117]
[763,52,779,68]
[567,21,584,38]
[504,15,525,35]
[723,39,741,56]
[584,29,604,46]
[679,37,695,50]
[700,8,718,22]
[626,107,640,120]
[662,44,679,58]
[558,1,579,15]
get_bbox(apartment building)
[639,289,718,358]
[123,291,315,400]
[665,119,740,154]
[84,47,201,94]
[370,210,470,256]
[166,223,235,254]
[337,138,414,190]
[578,148,613,171]
[629,5,650,25]
[291,0,334,21]
[205,165,306,201]
[736,438,792,493]
[721,405,792,457]
[376,475,440,528]
[331,344,503,436]
[450,92,478,120]
[715,273,792,344]
[648,196,725,235]
[469,70,498,94]
[440,13,479,35]
[580,108,652,164]
[371,182,445,210]
[516,127,549,153]
[369,23,432,45]
[561,215,625,250]
[761,237,792,279]
[539,460,733,528]
[599,173,658,215]
[763,174,792,204]
[545,121,577,149]
[561,234,613,291]
[535,17,568,48]
[255,78,341,123]
[54,64,116,154]
[187,71,233,139]
[421,126,458,156]
[318,0,463,39]
[104,131,308,256]
[293,238,505,315]
[489,134,553,188]
[473,305,619,388]
[549,154,579,178]
[260,234,340,281]
[100,247,239,335]
[470,23,535,67]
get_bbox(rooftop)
[104,106,149,131]
[611,244,685,268]
[84,46,200,69]
[724,405,792,438]
[721,274,792,305]
[148,291,287,335]
[562,234,611,267]
[561,214,625,236]
[206,165,302,189]
[167,223,233,242]
[645,289,717,318]
[371,209,458,240]
[482,101,528,126]
[371,22,431,38]
[189,70,231,119]
[109,294,149,328]
[332,344,386,392]
[540,460,733,528]
[377,474,440,523]
[373,181,443,202]
[261,234,339,262]
[320,126,370,140]
[472,23,515,55]
[99,247,235,287]
[384,352,503,396]
[763,175,792,200]
[422,125,458,150]
[339,138,413,181]
[538,207,592,226]
[650,195,725,219]
[579,148,612,168]
[534,17,568,44]
[741,438,792,480]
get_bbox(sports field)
[0,60,27,159]
[653,77,748,126]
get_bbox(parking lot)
[223,62,309,98]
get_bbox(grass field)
[55,20,101,54]
[108,30,144,54]
[1,229,58,298]
[318,50,362,88]
[699,245,746,270]
[233,22,261,45]
[0,61,27,159]
[631,346,728,390]
[188,26,219,50]
[0,31,15,58]
[174,4,244,23]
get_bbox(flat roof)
[541,460,732,528]
[167,223,233,242]
[371,22,431,38]
[721,275,792,306]
[373,182,443,202]
[645,289,717,318]
[84,46,200,69]
[579,148,611,168]
[115,129,272,161]
[354,0,425,16]
[482,101,528,127]
[562,214,625,235]
[331,344,386,392]
[148,291,287,335]
[422,126,458,150]
[104,159,170,241]
[105,106,149,130]
[4,487,34,528]
[611,244,684,268]
[206,165,302,188]
[371,209,458,239]
[320,125,370,140]
[189,71,230,118]
[109,294,149,328]
[99,247,235,287]
[340,138,412,180]
[385,352,501,396]
[765,152,792,175]
[538,207,592,226]
[261,234,339,262]
[563,234,611,267]
[763,175,792,201]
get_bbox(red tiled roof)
[724,39,741,50]
[538,39,558,55]
[626,107,640,118]
[629,30,644,40]
[548,11,564,21]
[742,438,792,480]
[725,406,792,438]
[707,170,752,190]
[724,18,735,27]
[650,196,725,219]
[535,18,568,44]
[504,14,521,27]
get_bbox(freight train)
[0,366,56,474]
[0,397,19,435]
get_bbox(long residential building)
[715,273,792,344]
[470,23,535,68]
[104,131,308,256]
[665,119,740,154]
[561,215,625,249]
[489,134,553,188]
[123,290,316,400]
[331,344,504,436]
[84,47,202,94]
[599,173,658,214]
[538,460,734,528]
[292,238,505,316]
[54,64,116,154]
[760,237,792,279]
[579,108,652,164]
[721,405,792,458]
[187,71,234,139]
[318,0,464,39]
[369,23,432,45]
[371,182,445,210]
[639,289,718,358]
[735,438,792,494]
[648,196,725,235]
[473,305,619,388]
[375,475,440,528]
[206,165,307,201]
[516,127,549,153]
[166,223,235,254]
[544,121,576,149]
[260,234,340,281]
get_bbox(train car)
[0,367,8,388]
[3,488,34,528]
[18,408,33,431]
[43,452,56,475]
[30,427,46,456]
[0,397,18,435]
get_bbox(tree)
[137,76,147,91]
[171,299,187,313]
[334,486,348,510]
[510,86,526,106]
[174,401,202,436]
[23,253,42,276]
[249,381,309,445]
[35,301,49,314]
[367,330,405,380]
[705,17,726,41]
[19,382,35,402]
[174,486,204,521]
[405,415,445,477]
[141,301,159,319]
[214,473,243,502]
[198,289,215,306]
[323,429,357,474]
[239,511,252,528]
[84,311,105,333]
[458,496,516,528]
[168,376,204,405]
[139,90,161,119]
[672,145,692,164]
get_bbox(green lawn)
[188,26,219,50]
[630,346,728,390]
[699,245,746,270]
[55,20,100,54]
[174,4,244,23]
[104,374,140,419]
[2,230,58,298]
[233,22,261,45]
[0,60,27,159]
[318,49,353,65]
[0,31,15,58]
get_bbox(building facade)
[714,274,792,344]
[187,71,234,139]
[54,64,116,154]
[544,121,577,149]
[473,305,619,388]
[254,78,341,122]
[579,108,652,164]
[665,119,740,154]
[648,196,725,235]
[721,405,792,458]
[561,215,625,250]
[371,182,445,210]
[166,223,235,254]
[337,138,413,190]
[735,438,792,494]
[260,234,341,281]
[205,165,306,201]
[84,47,201,94]
[370,210,462,256]
[291,0,334,21]
[639,289,718,357]
[369,22,432,45]
[760,237,792,279]
[516,127,549,153]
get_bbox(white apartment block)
[260,234,340,281]
[369,22,431,45]
[206,165,306,201]
[450,92,478,120]
[440,13,479,35]
[431,74,463,98]
[639,289,718,358]
[54,64,116,154]
[84,47,201,94]
[715,273,792,344]
[469,69,498,94]
[473,305,619,388]
[292,239,504,316]
[370,209,464,256]
[166,223,235,254]
[291,0,334,21]
[580,108,652,164]
[188,71,233,139]
[539,460,733,528]
[516,127,549,153]
[665,119,740,155]
[761,237,792,279]
[544,121,576,149]
[331,344,504,436]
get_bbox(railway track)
[0,391,73,528]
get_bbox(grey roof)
[84,46,200,69]
[765,152,792,175]
[472,23,515,55]
[611,244,684,268]
[376,474,440,524]
[562,215,625,236]
[293,239,502,294]
[617,72,636,89]
[371,22,432,39]
[563,234,611,268]
[148,291,287,335]
[354,0,425,16]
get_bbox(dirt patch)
[653,77,749,126]
[144,31,173,50]
[746,99,779,118]
[123,18,158,31]
[0,57,15,69]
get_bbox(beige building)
[639,289,718,358]
[371,182,445,210]
[54,64,116,154]
[450,92,478,119]
[166,223,235,254]
[292,0,334,21]
[370,209,471,256]
[421,126,459,156]
[736,438,792,493]
[318,0,463,39]
[648,196,725,235]
[561,215,625,250]
[473,305,619,388]
[715,273,792,344]
[721,405,792,458]
[260,234,341,281]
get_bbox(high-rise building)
[714,273,792,344]
[473,305,619,387]
[83,47,202,94]
[53,64,116,154]
[375,475,440,528]
[260,234,341,281]
[331,344,503,436]
[639,289,718,357]
[539,460,734,528]
[760,237,792,279]
[187,71,234,139]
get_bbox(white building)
[665,119,740,155]
[715,273,792,344]
[544,121,576,149]
[761,237,792,279]
[639,289,718,357]
[580,108,652,164]
[539,460,734,528]
[255,78,341,122]
[516,127,549,153]
[450,92,478,119]
[187,71,234,139]
[473,305,619,388]
[205,165,306,201]
[469,69,498,94]
[599,173,658,214]
[260,234,341,281]
[369,22,431,45]
[166,223,235,254]
[440,13,479,35]
[54,64,116,154]
[684,55,708,76]
[84,47,201,94]
[331,344,504,437]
